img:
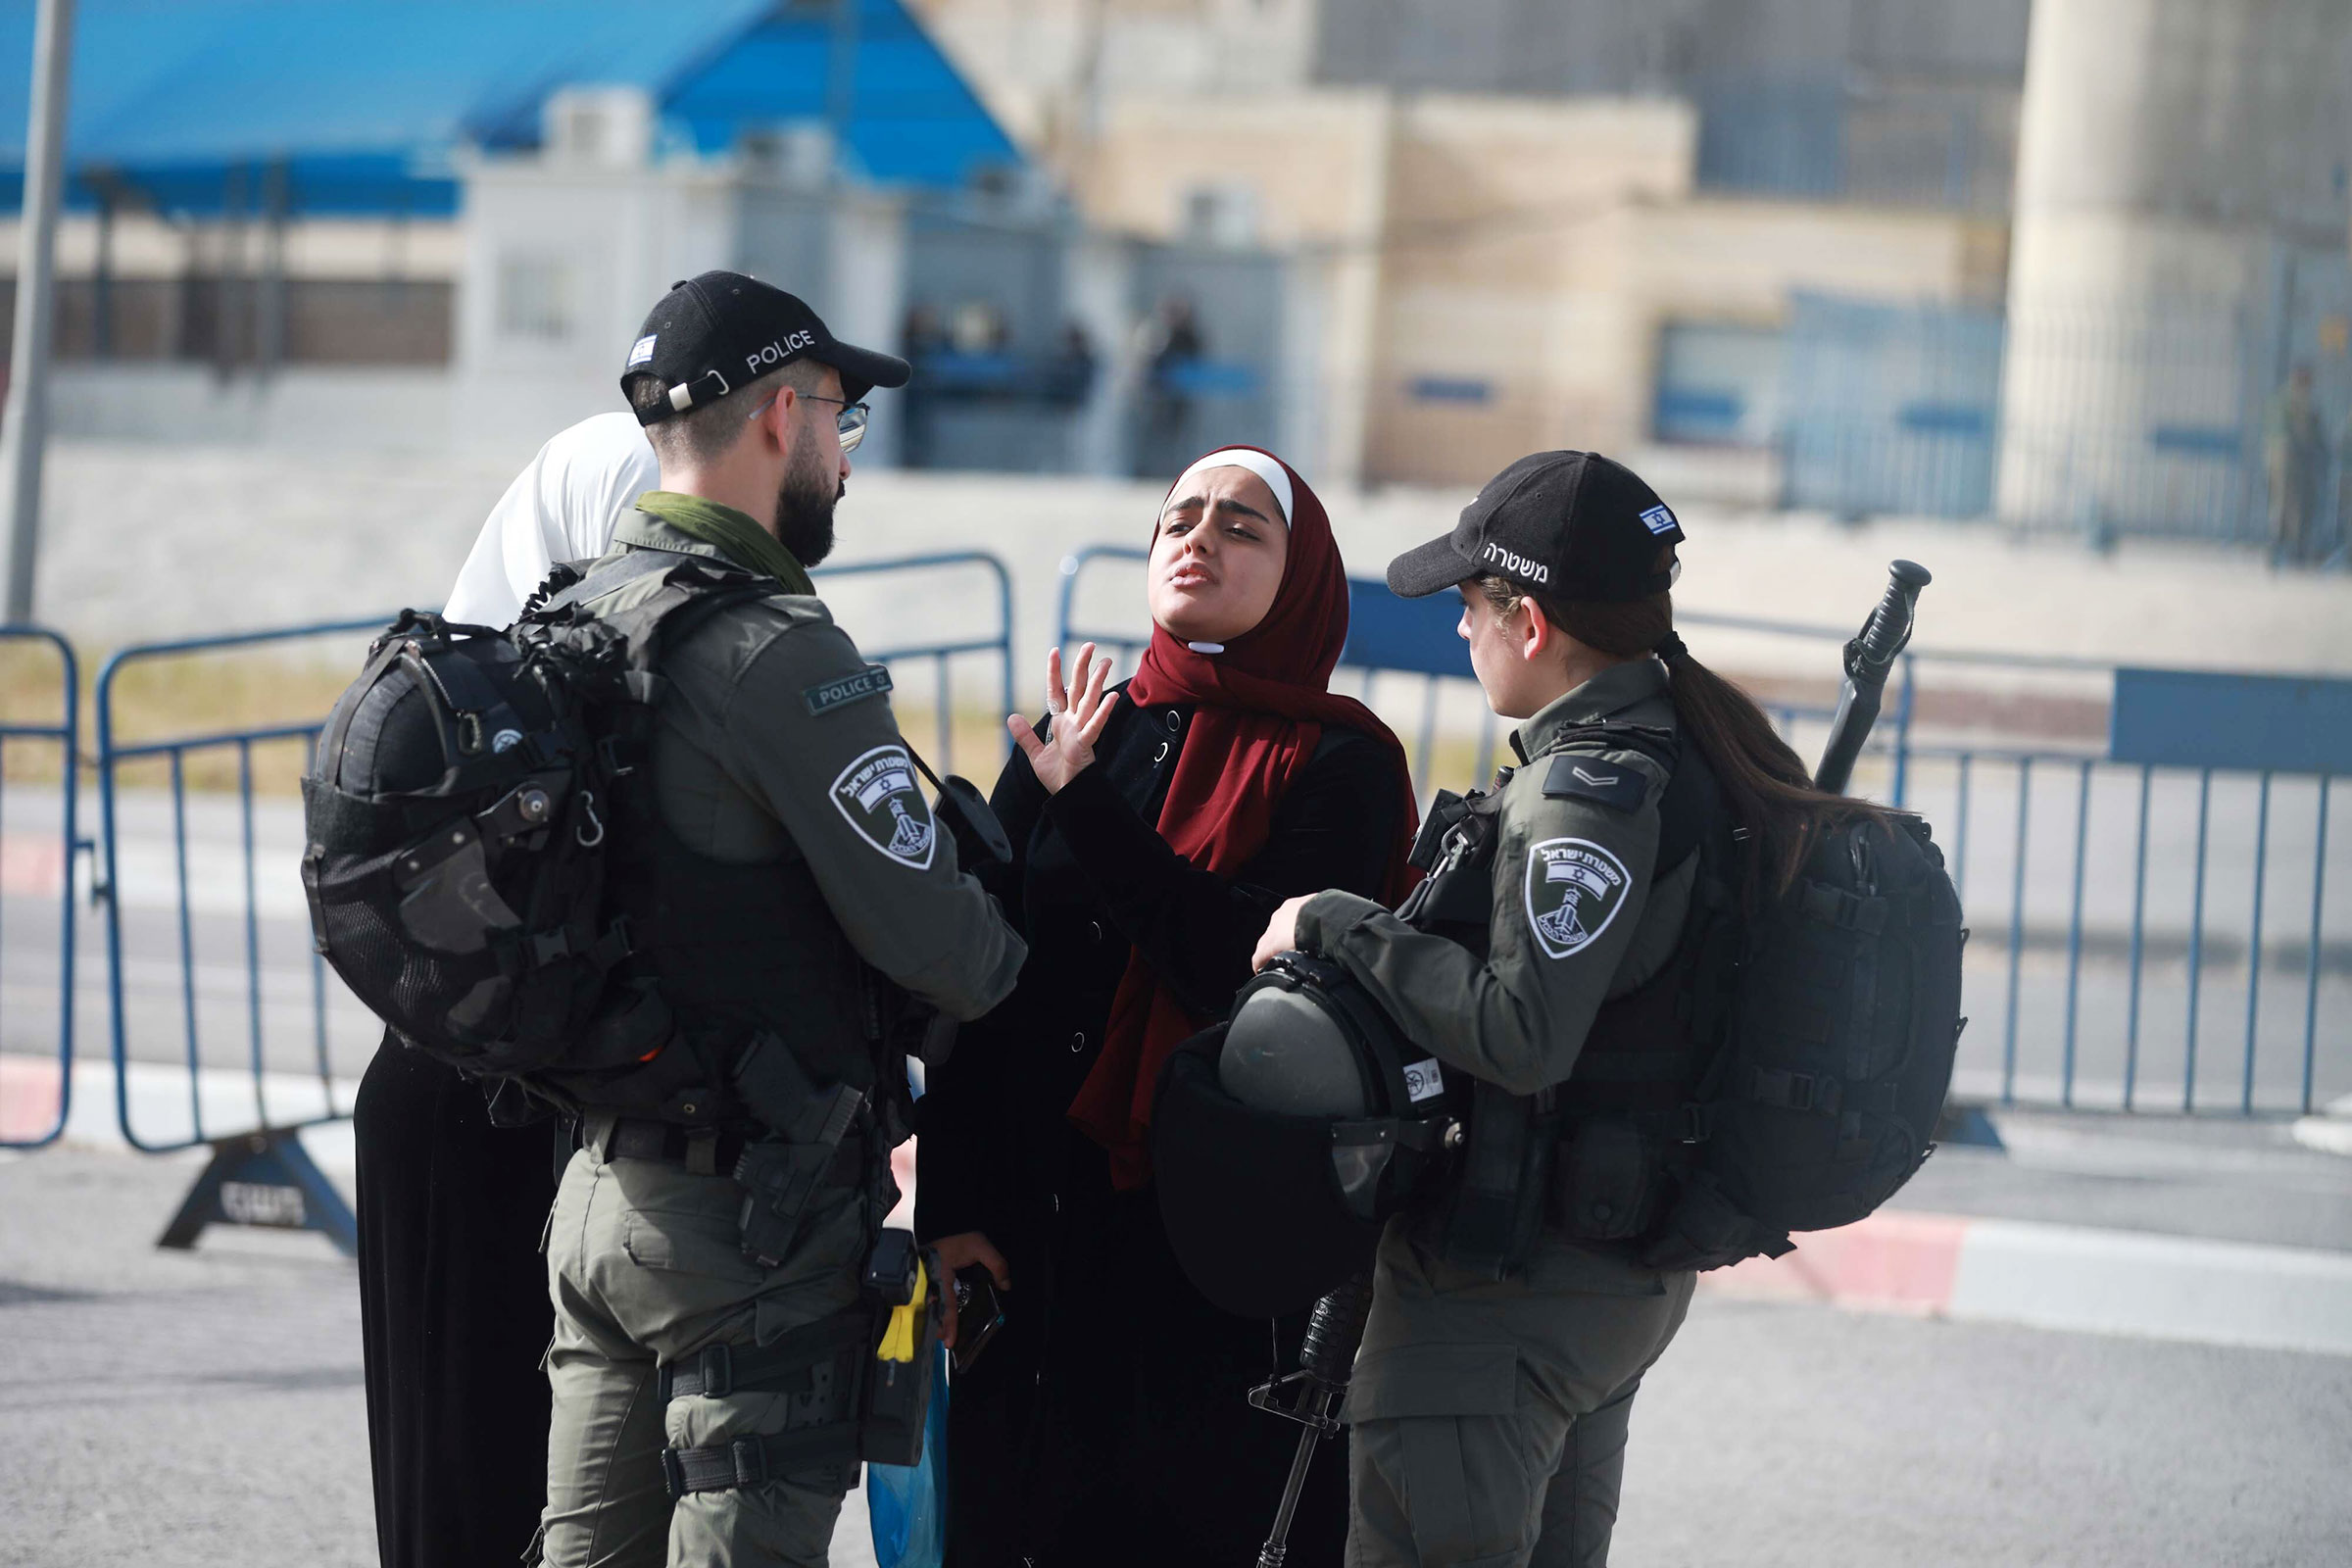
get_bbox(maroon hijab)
[1066,447,1420,1189]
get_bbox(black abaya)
[354,1039,559,1568]
[918,693,1401,1567]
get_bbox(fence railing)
[95,617,384,1157]
[0,625,81,1150]
[6,538,2343,1251]
[816,551,1018,771]
[1052,545,2349,1119]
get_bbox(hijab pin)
[1186,641,1226,655]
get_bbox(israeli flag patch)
[1640,504,1680,537]
[627,333,659,368]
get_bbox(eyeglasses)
[747,388,870,453]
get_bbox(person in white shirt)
[354,409,657,1568]
[442,412,661,626]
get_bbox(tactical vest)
[1395,724,1740,1277]
[519,561,914,1135]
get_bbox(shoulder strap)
[1545,720,1679,774]
[533,549,690,620]
[1653,737,1725,875]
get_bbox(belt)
[588,1113,866,1186]
[590,1115,751,1176]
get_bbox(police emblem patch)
[830,745,935,868]
[1523,837,1632,959]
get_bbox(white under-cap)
[1168,448,1293,525]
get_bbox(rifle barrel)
[1813,561,1931,797]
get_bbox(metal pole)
[1,0,76,623]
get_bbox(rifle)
[1248,1270,1375,1567]
[1813,560,1933,796]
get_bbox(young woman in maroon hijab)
[917,448,1417,1567]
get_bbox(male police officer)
[1252,455,1703,1568]
[535,272,1026,1567]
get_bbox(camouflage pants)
[534,1133,868,1568]
[1344,1221,1696,1568]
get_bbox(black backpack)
[301,555,771,1081]
[1640,802,1967,1270]
[1405,726,1966,1275]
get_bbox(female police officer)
[1251,451,1882,1568]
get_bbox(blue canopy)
[0,0,1019,216]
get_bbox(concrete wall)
[1071,90,1395,249]
[19,443,2350,700]
[1357,95,1691,482]
[908,0,1320,155]
[46,366,460,451]
[1069,90,1395,480]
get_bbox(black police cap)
[1387,451,1685,603]
[620,270,910,424]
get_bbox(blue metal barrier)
[1050,546,2348,1118]
[96,615,385,1253]
[819,551,1018,770]
[0,625,81,1150]
[88,551,1016,1250]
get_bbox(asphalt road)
[2,1148,2346,1568]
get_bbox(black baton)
[1249,1271,1375,1567]
[1813,560,1932,797]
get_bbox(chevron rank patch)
[805,663,893,716]
[831,745,935,868]
[1542,753,1651,812]
[1524,838,1632,960]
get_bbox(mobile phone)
[952,1266,1006,1373]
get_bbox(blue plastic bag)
[865,1341,950,1568]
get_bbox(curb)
[2290,1093,2352,1157]
[13,1054,2349,1357]
[1703,1207,2352,1358]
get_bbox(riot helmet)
[1152,953,1458,1318]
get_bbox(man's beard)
[774,444,842,567]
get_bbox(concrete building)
[1061,87,2008,492]
[1997,0,2352,539]
[949,0,2014,495]
[917,0,2352,540]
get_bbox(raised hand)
[1006,642,1119,795]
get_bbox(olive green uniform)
[537,511,1026,1568]
[1296,660,1697,1568]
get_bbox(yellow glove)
[878,1256,930,1363]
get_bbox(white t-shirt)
[442,413,662,627]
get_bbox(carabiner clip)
[576,790,606,848]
